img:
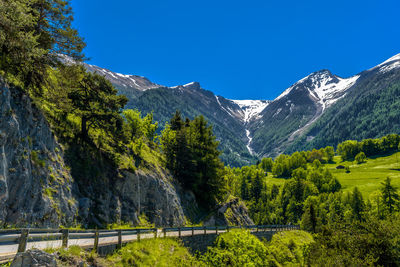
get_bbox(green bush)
[108,238,198,267]
[200,229,272,266]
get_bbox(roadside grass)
[107,238,199,267]
[265,153,400,198]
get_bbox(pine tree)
[301,202,317,233]
[68,69,127,140]
[251,173,263,201]
[170,110,184,131]
[380,177,400,214]
[0,0,85,92]
[240,176,250,201]
[351,187,365,221]
[161,115,225,208]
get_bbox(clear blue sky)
[70,0,400,100]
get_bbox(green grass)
[265,174,286,187]
[326,153,400,197]
[266,153,400,198]
[107,238,198,267]
[268,230,314,265]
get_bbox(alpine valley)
[85,53,400,166]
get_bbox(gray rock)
[10,249,57,267]
[77,169,189,227]
[204,198,254,226]
[0,79,78,227]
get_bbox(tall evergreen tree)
[68,69,127,140]
[251,173,263,201]
[302,202,317,233]
[351,187,365,221]
[170,110,184,131]
[380,177,400,214]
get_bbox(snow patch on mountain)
[275,70,359,111]
[377,53,400,66]
[215,95,235,118]
[368,53,400,74]
[230,100,270,123]
[309,73,360,110]
[84,63,160,91]
[245,129,254,155]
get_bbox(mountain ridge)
[84,53,400,164]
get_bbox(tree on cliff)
[68,69,127,140]
[161,113,226,208]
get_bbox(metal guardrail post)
[61,229,69,248]
[117,230,122,249]
[137,229,141,242]
[163,228,166,238]
[203,226,206,235]
[227,226,229,232]
[154,228,157,238]
[192,227,194,236]
[178,227,181,238]
[215,226,218,235]
[94,230,99,252]
[17,229,29,253]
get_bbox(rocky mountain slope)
[287,53,400,153]
[249,70,360,157]
[0,78,77,227]
[84,64,270,166]
[0,79,193,227]
[86,53,400,161]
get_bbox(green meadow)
[266,152,400,198]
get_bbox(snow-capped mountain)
[370,53,400,74]
[84,52,400,164]
[276,70,359,111]
[249,53,400,157]
[84,63,161,92]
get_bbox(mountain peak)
[170,81,201,90]
[371,53,400,74]
[380,53,400,65]
[275,67,359,110]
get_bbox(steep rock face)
[204,198,254,226]
[76,169,189,227]
[0,80,77,227]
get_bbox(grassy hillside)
[266,152,400,198]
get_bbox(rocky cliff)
[0,79,77,227]
[75,167,193,227]
[0,79,194,227]
[204,198,254,226]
